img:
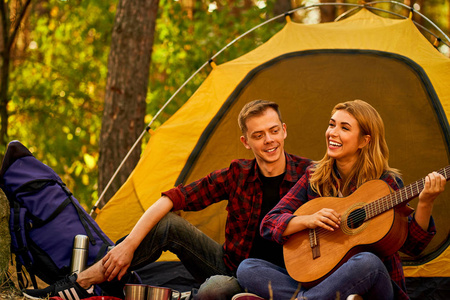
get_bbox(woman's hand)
[283,208,341,236]
[415,171,446,231]
[419,171,446,205]
[304,208,341,231]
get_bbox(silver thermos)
[70,234,89,273]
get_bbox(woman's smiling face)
[326,109,367,165]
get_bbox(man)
[24,100,311,300]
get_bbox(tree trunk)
[319,0,336,23]
[0,0,10,152]
[0,189,10,285]
[273,0,291,16]
[0,0,31,159]
[273,0,291,22]
[97,0,160,209]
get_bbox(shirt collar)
[283,152,301,183]
[249,152,297,183]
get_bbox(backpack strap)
[13,179,72,228]
[60,181,113,250]
[29,197,71,228]
[10,201,39,289]
[15,262,38,289]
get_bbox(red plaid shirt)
[162,153,311,271]
[262,167,436,300]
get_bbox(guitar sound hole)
[347,208,366,229]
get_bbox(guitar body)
[283,179,410,287]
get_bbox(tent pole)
[335,5,450,48]
[363,1,450,44]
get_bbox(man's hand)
[101,241,135,281]
[99,195,174,281]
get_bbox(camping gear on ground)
[94,4,450,299]
[0,140,113,288]
[147,286,181,300]
[49,297,122,300]
[231,293,265,300]
[124,284,181,300]
[124,284,147,300]
[70,234,90,274]
[133,261,198,298]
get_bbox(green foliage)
[8,0,115,208]
[147,0,286,130]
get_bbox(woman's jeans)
[237,252,394,300]
[129,212,241,299]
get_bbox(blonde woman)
[236,100,446,300]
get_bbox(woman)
[236,100,446,300]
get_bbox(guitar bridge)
[309,228,321,259]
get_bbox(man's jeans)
[237,252,394,300]
[130,212,241,299]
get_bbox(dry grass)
[0,287,23,300]
[0,264,47,300]
[0,269,24,300]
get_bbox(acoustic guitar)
[283,166,449,288]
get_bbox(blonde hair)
[238,100,282,135]
[310,100,400,196]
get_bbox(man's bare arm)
[101,195,174,281]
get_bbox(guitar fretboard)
[364,166,450,220]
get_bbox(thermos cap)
[73,234,89,249]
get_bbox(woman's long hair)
[310,100,400,197]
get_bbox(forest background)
[1,0,450,211]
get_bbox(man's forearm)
[123,195,174,251]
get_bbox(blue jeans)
[130,212,241,300]
[237,252,394,300]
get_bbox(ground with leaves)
[0,265,48,300]
[0,274,23,300]
[0,287,23,300]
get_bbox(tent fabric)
[95,8,450,280]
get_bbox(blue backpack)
[0,141,113,289]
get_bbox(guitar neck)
[365,165,450,220]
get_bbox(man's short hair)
[238,100,283,135]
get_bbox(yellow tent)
[95,7,450,293]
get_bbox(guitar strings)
[302,177,430,241]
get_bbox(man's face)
[240,108,287,166]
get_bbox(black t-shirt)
[248,171,286,268]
